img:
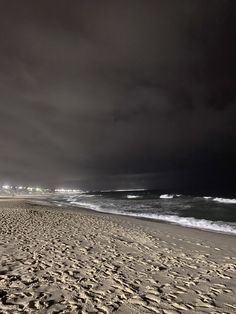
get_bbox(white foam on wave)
[66,196,77,201]
[127,213,236,235]
[213,197,236,204]
[66,200,236,235]
[70,201,101,211]
[203,196,212,200]
[127,195,141,199]
[160,194,174,199]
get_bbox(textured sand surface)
[0,200,235,313]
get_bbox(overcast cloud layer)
[0,1,235,192]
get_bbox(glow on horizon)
[55,188,82,193]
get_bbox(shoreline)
[28,198,236,239]
[0,199,235,313]
[27,198,236,255]
[2,195,236,237]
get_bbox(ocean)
[47,189,236,235]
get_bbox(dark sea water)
[48,190,236,235]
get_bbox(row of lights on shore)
[1,185,82,193]
[2,185,46,192]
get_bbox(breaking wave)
[160,194,174,199]
[213,197,236,204]
[128,213,236,235]
[126,195,141,199]
[66,200,236,235]
[69,201,101,211]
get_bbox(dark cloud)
[0,0,235,192]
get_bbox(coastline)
[0,199,235,313]
[26,196,236,238]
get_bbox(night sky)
[0,1,235,193]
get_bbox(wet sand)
[0,199,235,313]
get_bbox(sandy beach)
[0,199,235,313]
